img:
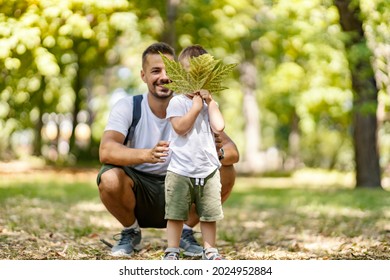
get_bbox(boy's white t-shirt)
[104,93,172,175]
[166,94,221,178]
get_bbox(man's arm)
[99,130,169,165]
[215,131,239,166]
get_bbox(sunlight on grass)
[1,168,390,259]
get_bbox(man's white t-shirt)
[104,93,171,175]
[166,94,221,179]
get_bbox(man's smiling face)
[141,53,174,99]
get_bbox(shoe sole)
[110,243,143,257]
[181,250,203,257]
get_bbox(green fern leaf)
[160,53,194,94]
[188,54,218,90]
[203,61,237,94]
[160,52,236,94]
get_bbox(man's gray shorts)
[97,164,167,228]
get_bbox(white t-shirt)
[104,93,171,175]
[166,94,221,178]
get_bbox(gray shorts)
[164,170,224,222]
[97,164,167,228]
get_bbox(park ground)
[0,161,390,260]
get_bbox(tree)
[0,0,139,162]
[334,0,381,188]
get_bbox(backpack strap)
[123,94,143,145]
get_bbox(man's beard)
[152,83,173,99]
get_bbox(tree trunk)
[287,111,300,169]
[70,64,82,157]
[32,76,45,156]
[238,61,265,173]
[162,0,180,48]
[334,0,382,188]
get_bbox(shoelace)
[113,229,139,245]
[182,230,200,245]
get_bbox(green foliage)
[0,0,140,161]
[1,0,390,173]
[160,52,237,94]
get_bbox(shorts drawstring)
[194,177,205,197]
[194,177,205,187]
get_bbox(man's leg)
[220,164,236,203]
[98,167,141,256]
[98,167,136,227]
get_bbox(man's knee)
[98,167,129,194]
[220,165,236,203]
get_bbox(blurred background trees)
[1,0,389,188]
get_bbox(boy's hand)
[199,89,212,104]
[192,92,204,112]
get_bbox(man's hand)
[149,140,170,163]
[214,132,223,152]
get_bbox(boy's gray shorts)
[164,170,224,222]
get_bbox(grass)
[0,168,389,260]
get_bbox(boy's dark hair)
[142,42,176,67]
[179,45,208,60]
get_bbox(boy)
[163,45,225,260]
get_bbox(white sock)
[183,224,192,230]
[124,220,140,231]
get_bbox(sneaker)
[163,247,180,260]
[179,228,203,257]
[111,228,142,256]
[202,248,224,260]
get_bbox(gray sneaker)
[111,228,142,257]
[179,228,203,257]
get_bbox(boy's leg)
[185,164,235,227]
[200,221,216,249]
[167,220,184,248]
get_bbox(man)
[97,42,239,257]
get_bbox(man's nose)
[160,70,170,82]
[161,70,168,79]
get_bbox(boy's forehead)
[180,57,190,70]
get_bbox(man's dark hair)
[142,42,176,67]
[178,45,208,60]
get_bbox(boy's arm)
[199,90,225,133]
[170,94,203,135]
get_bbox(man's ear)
[140,69,146,82]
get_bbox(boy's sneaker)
[179,228,203,257]
[163,247,180,260]
[202,247,225,260]
[111,228,142,257]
